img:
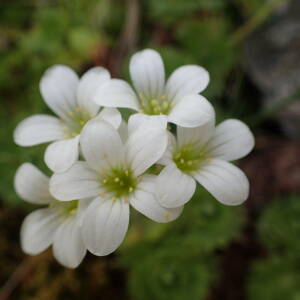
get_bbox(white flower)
[92,49,214,128]
[14,65,121,173]
[50,115,183,256]
[156,118,255,207]
[15,163,90,268]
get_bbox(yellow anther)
[151,99,158,106]
[163,212,171,220]
[102,179,108,184]
[180,158,185,164]
[187,160,193,166]
[128,187,134,193]
[125,170,129,176]
[69,208,76,215]
[162,101,169,109]
[114,177,120,182]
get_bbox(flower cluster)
[14,49,254,268]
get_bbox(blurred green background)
[1,0,300,299]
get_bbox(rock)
[245,0,300,138]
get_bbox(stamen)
[138,95,173,115]
[101,168,137,198]
[173,144,207,173]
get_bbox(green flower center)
[63,200,79,215]
[101,168,137,198]
[139,95,173,115]
[50,200,79,219]
[64,106,92,138]
[173,144,207,173]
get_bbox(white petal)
[166,65,209,102]
[193,159,249,206]
[14,163,54,204]
[118,120,129,143]
[158,132,177,165]
[76,199,94,227]
[44,135,80,173]
[130,175,183,222]
[205,119,255,161]
[96,107,122,129]
[93,79,140,110]
[168,94,215,127]
[126,126,167,176]
[14,115,65,146]
[40,65,79,121]
[53,216,86,268]
[82,197,130,256]
[77,67,110,116]
[128,113,167,135]
[156,164,196,208]
[177,120,215,149]
[129,49,165,99]
[50,162,101,201]
[80,119,124,172]
[20,207,62,255]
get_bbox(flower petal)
[96,107,122,129]
[44,135,80,173]
[127,113,167,135]
[93,79,140,110]
[130,175,183,222]
[193,159,249,206]
[156,164,196,208]
[168,94,215,127]
[205,119,255,161]
[118,120,129,143]
[53,216,86,268]
[82,197,129,256]
[20,207,62,255]
[40,65,79,121]
[77,67,110,116]
[80,119,124,172]
[14,163,54,204]
[126,126,167,176]
[129,49,165,99]
[14,115,65,146]
[158,132,177,165]
[177,120,215,149]
[166,65,209,102]
[50,162,101,201]
[76,199,94,227]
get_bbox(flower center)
[101,168,137,198]
[173,144,207,173]
[63,200,78,215]
[139,94,173,115]
[64,106,91,138]
[50,200,79,219]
